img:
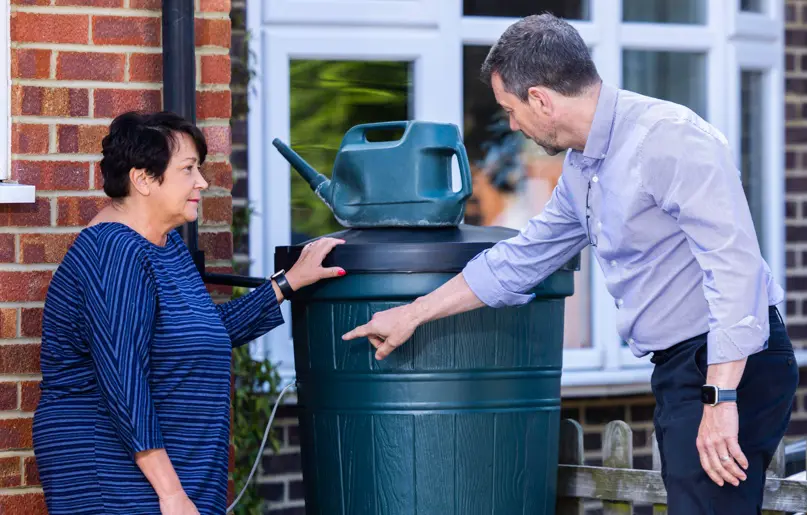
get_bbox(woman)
[32,111,343,515]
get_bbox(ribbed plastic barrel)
[275,225,577,515]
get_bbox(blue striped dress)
[33,222,284,514]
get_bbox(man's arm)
[343,171,588,359]
[640,117,767,487]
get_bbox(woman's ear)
[129,168,151,196]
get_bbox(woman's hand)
[285,237,346,290]
[159,491,200,515]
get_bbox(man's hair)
[481,13,601,100]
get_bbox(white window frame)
[247,0,791,391]
[0,0,35,204]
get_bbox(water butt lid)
[274,224,522,274]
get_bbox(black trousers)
[650,306,799,515]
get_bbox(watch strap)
[718,388,737,403]
[273,271,295,299]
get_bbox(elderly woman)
[32,111,343,515]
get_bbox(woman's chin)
[183,206,200,222]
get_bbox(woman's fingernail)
[338,269,347,276]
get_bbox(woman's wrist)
[135,449,184,499]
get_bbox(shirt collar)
[580,82,618,160]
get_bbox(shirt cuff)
[706,314,768,365]
[462,251,535,308]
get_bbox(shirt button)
[610,260,617,267]
[628,338,635,345]
[617,298,624,306]
[597,221,603,229]
[592,175,599,183]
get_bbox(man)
[342,13,799,515]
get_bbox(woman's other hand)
[285,237,346,290]
[159,491,200,515]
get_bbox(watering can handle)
[342,121,410,145]
[449,141,473,202]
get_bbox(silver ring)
[720,455,730,462]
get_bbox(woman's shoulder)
[74,222,155,269]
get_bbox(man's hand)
[696,403,748,487]
[342,303,422,360]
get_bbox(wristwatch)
[701,384,737,406]
[270,269,295,300]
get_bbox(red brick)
[11,49,51,79]
[94,162,104,191]
[0,345,41,374]
[201,195,232,224]
[12,161,90,191]
[200,231,232,260]
[0,492,47,515]
[197,91,231,119]
[12,0,49,5]
[202,161,233,190]
[20,382,40,412]
[20,233,77,264]
[0,309,16,339]
[0,383,17,411]
[57,0,122,5]
[130,0,160,8]
[0,199,51,228]
[92,16,161,47]
[12,86,89,117]
[11,13,89,44]
[11,124,49,155]
[201,55,231,85]
[94,89,161,118]
[57,52,125,82]
[0,234,15,263]
[23,456,39,486]
[196,18,231,48]
[130,53,162,82]
[0,457,21,488]
[20,309,42,338]
[200,0,230,12]
[0,272,50,303]
[202,126,231,156]
[58,125,107,154]
[57,197,109,227]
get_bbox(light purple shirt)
[462,83,784,365]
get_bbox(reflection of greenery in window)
[622,0,706,24]
[289,60,410,240]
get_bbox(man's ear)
[527,86,553,115]
[129,168,151,196]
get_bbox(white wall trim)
[1,0,10,182]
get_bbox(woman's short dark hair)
[481,13,601,100]
[99,111,208,199]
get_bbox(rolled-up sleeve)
[640,118,770,364]
[462,172,588,308]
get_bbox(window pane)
[741,70,765,250]
[289,60,411,243]
[741,0,763,12]
[622,0,706,24]
[622,50,707,119]
[463,45,592,350]
[463,0,590,20]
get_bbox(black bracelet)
[272,271,295,300]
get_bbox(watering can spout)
[271,138,333,206]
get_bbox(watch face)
[701,386,717,404]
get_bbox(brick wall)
[0,1,233,512]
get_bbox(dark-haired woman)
[32,111,345,515]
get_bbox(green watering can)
[271,121,473,228]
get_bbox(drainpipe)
[162,0,266,288]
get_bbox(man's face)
[491,73,563,156]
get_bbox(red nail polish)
[338,269,347,276]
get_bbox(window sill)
[560,350,807,398]
[0,182,35,203]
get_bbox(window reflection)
[463,0,590,20]
[741,70,765,251]
[622,50,707,118]
[289,60,411,242]
[740,0,763,13]
[463,45,592,350]
[622,0,707,24]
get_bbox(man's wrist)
[705,357,747,390]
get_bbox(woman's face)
[151,132,208,226]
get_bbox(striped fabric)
[33,222,284,514]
